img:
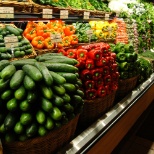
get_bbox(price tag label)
[0,7,14,18]
[42,9,53,19]
[116,12,120,17]
[86,29,93,37]
[105,13,109,20]
[51,33,62,43]
[60,10,68,19]
[84,12,90,19]
[4,36,18,48]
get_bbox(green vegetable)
[22,64,43,82]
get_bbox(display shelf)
[58,73,154,154]
[0,12,116,22]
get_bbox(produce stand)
[0,1,154,154]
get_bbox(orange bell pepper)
[26,21,37,29]
[31,36,45,49]
[64,25,75,36]
[44,37,55,49]
[57,41,64,48]
[36,25,51,39]
[23,28,37,41]
[62,36,70,47]
[70,35,78,45]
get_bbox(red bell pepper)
[95,79,104,88]
[66,49,77,59]
[76,59,86,69]
[81,69,92,80]
[110,52,116,61]
[111,72,120,82]
[105,85,111,95]
[85,89,97,100]
[105,56,115,66]
[95,57,108,67]
[85,80,95,89]
[91,68,102,80]
[104,75,112,85]
[103,66,110,76]
[88,49,102,60]
[110,63,118,73]
[76,49,87,61]
[111,82,118,91]
[58,48,67,56]
[97,86,106,98]
[85,59,94,69]
[77,45,91,50]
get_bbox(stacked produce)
[0,54,84,142]
[32,0,110,11]
[112,42,139,79]
[112,18,128,44]
[0,24,34,59]
[137,56,153,84]
[89,20,117,41]
[23,20,79,49]
[58,42,119,100]
[72,22,98,43]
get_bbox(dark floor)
[112,101,154,154]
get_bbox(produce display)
[32,0,110,11]
[0,24,34,60]
[89,20,117,41]
[0,54,84,142]
[111,42,139,79]
[23,20,79,49]
[113,18,128,44]
[0,0,154,153]
[58,42,119,100]
[137,56,153,84]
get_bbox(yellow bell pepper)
[89,21,96,29]
[95,21,105,30]
[94,30,103,39]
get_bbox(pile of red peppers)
[58,42,119,100]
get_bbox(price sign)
[116,12,120,17]
[84,12,90,19]
[0,7,14,18]
[105,13,109,20]
[60,10,68,19]
[4,36,18,49]
[86,29,93,37]
[42,9,53,19]
[50,33,62,43]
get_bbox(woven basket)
[78,91,116,128]
[115,75,139,102]
[2,114,79,154]
[0,0,32,13]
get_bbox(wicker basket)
[0,0,32,13]
[115,75,139,102]
[78,91,116,128]
[2,114,79,154]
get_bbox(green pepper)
[113,43,125,53]
[118,62,129,71]
[125,53,135,62]
[116,53,126,62]
[124,44,134,53]
[127,62,134,71]
[120,71,129,79]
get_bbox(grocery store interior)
[1,0,154,154]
